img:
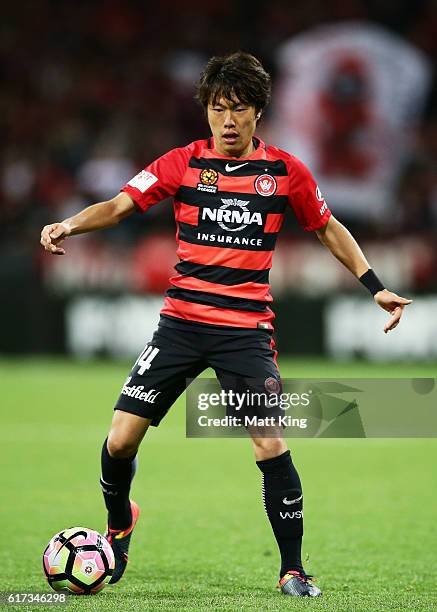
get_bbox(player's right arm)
[40,144,193,255]
[40,192,136,255]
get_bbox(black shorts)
[114,322,281,426]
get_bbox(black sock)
[100,438,137,530]
[256,450,304,577]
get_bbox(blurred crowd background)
[1,0,436,359]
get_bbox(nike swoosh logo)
[101,486,118,495]
[225,162,249,172]
[282,494,303,505]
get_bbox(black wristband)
[359,269,385,296]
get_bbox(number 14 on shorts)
[134,345,160,375]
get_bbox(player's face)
[207,97,259,158]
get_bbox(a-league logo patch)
[200,168,218,186]
[255,174,277,197]
[198,168,218,193]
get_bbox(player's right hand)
[40,222,71,255]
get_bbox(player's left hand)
[374,289,412,334]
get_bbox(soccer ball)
[43,527,115,595]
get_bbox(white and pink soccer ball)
[43,527,115,595]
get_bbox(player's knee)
[106,434,138,459]
[252,436,287,460]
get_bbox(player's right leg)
[100,324,206,584]
[101,411,150,583]
[101,410,150,532]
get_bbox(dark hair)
[196,51,271,114]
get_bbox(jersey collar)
[208,136,267,160]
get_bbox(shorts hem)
[114,403,164,427]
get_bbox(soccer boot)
[104,500,140,584]
[277,570,322,597]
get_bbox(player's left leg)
[250,434,320,596]
[251,434,304,575]
[208,331,321,596]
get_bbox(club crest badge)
[255,174,277,197]
[265,377,281,394]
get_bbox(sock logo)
[279,510,303,519]
[100,478,118,496]
[282,494,303,506]
[100,485,118,496]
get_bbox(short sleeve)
[121,146,190,212]
[286,156,331,231]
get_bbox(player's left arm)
[315,215,412,333]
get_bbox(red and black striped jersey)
[121,137,331,332]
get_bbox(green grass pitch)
[1,358,436,611]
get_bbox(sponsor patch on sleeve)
[127,170,158,193]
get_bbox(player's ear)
[256,111,262,121]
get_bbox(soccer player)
[40,52,412,597]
